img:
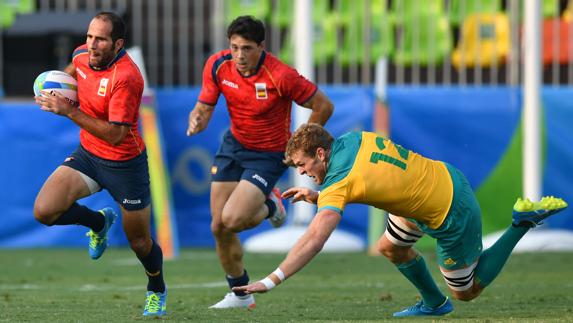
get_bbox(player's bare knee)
[450,289,478,302]
[210,220,225,236]
[220,214,246,232]
[378,243,397,261]
[378,242,410,263]
[441,263,480,302]
[33,201,57,225]
[381,215,424,262]
[128,237,151,256]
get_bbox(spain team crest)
[255,83,268,100]
[98,78,109,97]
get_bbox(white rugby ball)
[33,70,78,106]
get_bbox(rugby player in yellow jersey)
[233,123,567,317]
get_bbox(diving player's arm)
[232,209,341,294]
[187,101,215,136]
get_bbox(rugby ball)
[33,70,78,106]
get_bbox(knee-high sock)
[474,225,529,288]
[396,255,446,308]
[52,202,104,232]
[137,240,165,293]
[264,199,276,219]
[226,270,250,296]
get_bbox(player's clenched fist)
[186,102,214,136]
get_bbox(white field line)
[0,281,227,292]
[110,252,217,266]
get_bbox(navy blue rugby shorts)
[62,145,151,211]
[211,130,288,196]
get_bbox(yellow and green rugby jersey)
[317,131,453,229]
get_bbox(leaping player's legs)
[209,130,287,308]
[209,180,267,308]
[121,204,167,316]
[34,165,92,223]
[34,146,110,234]
[378,215,450,316]
[444,195,568,302]
[99,149,165,316]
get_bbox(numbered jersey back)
[318,131,453,229]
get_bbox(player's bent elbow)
[318,102,334,125]
[325,101,334,116]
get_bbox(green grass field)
[1,248,572,322]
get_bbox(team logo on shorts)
[211,166,218,175]
[98,78,109,97]
[252,173,268,187]
[64,156,75,162]
[122,198,142,205]
[255,83,268,100]
[444,258,456,266]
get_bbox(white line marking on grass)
[0,281,227,292]
[110,252,217,266]
[111,281,228,291]
[0,284,41,290]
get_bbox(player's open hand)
[35,90,77,116]
[282,187,319,204]
[232,282,268,294]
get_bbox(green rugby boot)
[143,290,167,316]
[512,196,567,227]
[86,207,117,259]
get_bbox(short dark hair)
[94,11,126,43]
[226,15,265,44]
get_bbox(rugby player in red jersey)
[187,16,334,309]
[33,12,166,317]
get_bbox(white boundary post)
[523,0,542,201]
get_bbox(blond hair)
[285,123,334,166]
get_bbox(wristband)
[260,277,276,290]
[272,268,286,282]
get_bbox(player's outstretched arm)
[186,102,214,136]
[232,209,341,294]
[302,89,334,126]
[282,187,319,204]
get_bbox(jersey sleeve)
[197,54,221,106]
[108,77,143,125]
[278,66,317,106]
[71,44,88,68]
[317,182,348,216]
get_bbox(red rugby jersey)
[72,44,145,161]
[198,50,317,152]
